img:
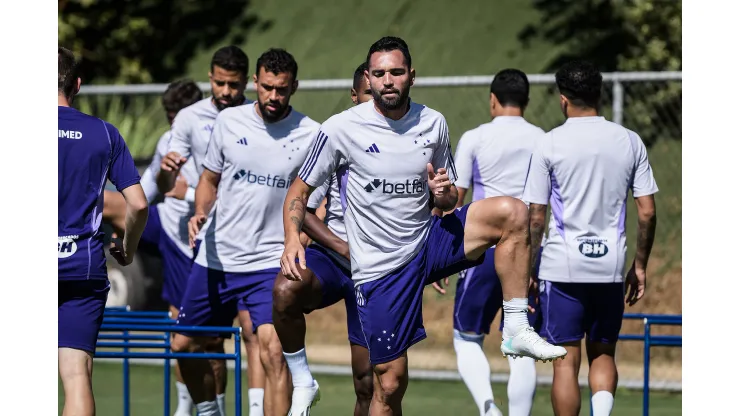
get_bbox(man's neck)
[375,98,410,121]
[58,94,71,107]
[491,106,523,119]
[567,107,599,118]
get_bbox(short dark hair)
[490,69,530,108]
[366,36,412,69]
[162,79,203,113]
[58,46,79,97]
[210,46,249,76]
[256,48,299,80]
[555,60,602,109]
[353,62,368,90]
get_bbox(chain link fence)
[78,71,682,385]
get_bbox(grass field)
[58,362,681,415]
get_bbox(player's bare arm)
[303,208,350,260]
[626,194,657,306]
[281,178,316,280]
[157,151,187,194]
[188,168,220,247]
[111,183,149,266]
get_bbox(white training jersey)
[522,116,659,283]
[306,166,351,270]
[299,100,456,284]
[454,116,545,201]
[195,103,319,273]
[141,131,198,256]
[166,97,251,238]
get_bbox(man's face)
[351,76,373,105]
[209,66,247,111]
[253,67,297,123]
[367,50,414,111]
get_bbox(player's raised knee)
[272,273,304,313]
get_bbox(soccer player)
[157,46,264,416]
[58,46,148,416]
[102,79,203,416]
[523,60,659,416]
[281,36,567,415]
[447,69,545,416]
[272,61,374,416]
[171,48,319,416]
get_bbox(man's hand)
[427,163,451,197]
[281,238,307,281]
[165,174,189,200]
[432,277,450,295]
[161,152,187,173]
[109,239,133,266]
[625,262,646,306]
[188,213,208,248]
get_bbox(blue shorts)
[138,205,194,308]
[453,247,542,335]
[304,245,366,348]
[176,264,279,338]
[539,281,625,344]
[355,204,483,365]
[58,280,110,354]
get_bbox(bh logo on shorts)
[578,238,609,258]
[355,287,366,307]
[58,235,79,259]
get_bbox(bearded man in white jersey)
[436,69,546,416]
[272,62,374,416]
[523,60,658,416]
[157,46,267,415]
[281,36,567,415]
[171,48,320,416]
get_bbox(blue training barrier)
[96,308,243,416]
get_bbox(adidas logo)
[365,143,380,153]
[236,137,248,146]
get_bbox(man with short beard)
[157,45,266,416]
[281,36,567,415]
[172,48,319,416]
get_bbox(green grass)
[58,362,681,415]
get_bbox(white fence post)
[612,80,624,125]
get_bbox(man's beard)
[213,93,244,111]
[258,99,289,123]
[371,84,410,111]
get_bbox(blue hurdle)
[96,308,243,416]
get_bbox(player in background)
[272,62,374,416]
[281,36,567,415]
[156,46,265,415]
[172,48,319,416]
[523,60,658,416]
[58,46,148,416]
[438,69,545,416]
[102,79,203,416]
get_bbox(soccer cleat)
[288,379,321,416]
[484,399,503,416]
[501,327,567,362]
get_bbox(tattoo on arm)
[288,196,306,232]
[635,213,657,269]
[529,204,547,273]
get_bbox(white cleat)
[501,327,567,362]
[288,379,321,416]
[483,399,504,416]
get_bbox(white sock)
[195,400,221,416]
[453,330,494,416]
[174,382,194,416]
[284,348,314,388]
[591,391,615,416]
[506,356,537,416]
[502,298,530,338]
[248,388,265,416]
[217,393,226,416]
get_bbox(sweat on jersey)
[58,106,141,280]
[522,116,659,283]
[195,102,320,273]
[298,100,456,284]
[454,116,545,201]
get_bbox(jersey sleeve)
[201,113,228,173]
[298,123,345,189]
[522,132,551,205]
[453,129,477,189]
[432,117,458,183]
[166,110,193,159]
[139,168,159,203]
[137,132,169,202]
[307,177,331,210]
[628,130,659,197]
[105,122,141,192]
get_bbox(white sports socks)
[591,390,615,416]
[506,356,537,416]
[248,388,265,416]
[453,330,495,416]
[284,348,314,388]
[502,298,530,338]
